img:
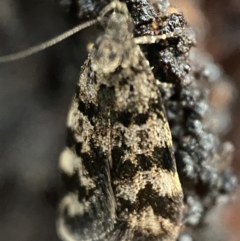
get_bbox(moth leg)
[134,32,177,45]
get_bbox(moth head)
[105,12,134,42]
[91,12,134,74]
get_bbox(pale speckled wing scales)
[57,2,183,241]
[57,55,117,241]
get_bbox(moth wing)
[57,57,117,241]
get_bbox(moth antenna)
[0,18,98,63]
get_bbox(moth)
[56,1,183,241]
[0,1,183,240]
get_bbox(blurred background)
[0,0,239,240]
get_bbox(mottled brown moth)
[0,1,183,240]
[56,1,183,241]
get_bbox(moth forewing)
[57,1,183,241]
